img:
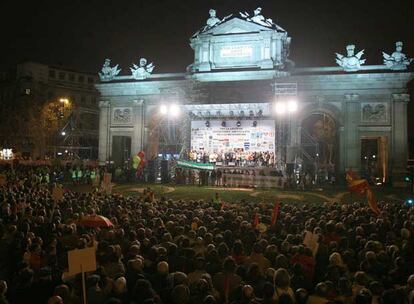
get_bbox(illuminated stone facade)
[96,12,413,183]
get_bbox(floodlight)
[170,104,180,117]
[274,102,286,115]
[61,131,66,136]
[160,105,168,115]
[287,99,298,113]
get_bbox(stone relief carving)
[344,93,359,101]
[336,45,366,72]
[383,41,413,70]
[392,93,410,102]
[99,58,121,81]
[239,7,285,31]
[130,58,155,80]
[113,108,132,123]
[361,103,387,122]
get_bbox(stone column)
[275,38,282,65]
[392,93,409,184]
[131,102,144,156]
[344,94,361,172]
[338,126,346,173]
[98,101,111,164]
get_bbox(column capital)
[344,93,359,101]
[392,93,410,103]
[99,100,111,107]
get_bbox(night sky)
[1,0,413,73]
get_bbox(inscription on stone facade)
[361,103,388,123]
[112,108,132,124]
[220,45,253,58]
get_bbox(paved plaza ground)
[68,182,413,205]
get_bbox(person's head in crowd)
[203,295,216,304]
[47,296,63,304]
[355,288,373,304]
[157,261,169,276]
[274,268,291,290]
[172,284,190,304]
[114,276,127,295]
[223,257,237,274]
[295,288,308,304]
[354,271,368,287]
[279,293,295,304]
[0,280,7,297]
[262,281,274,300]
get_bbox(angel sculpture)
[335,44,366,72]
[240,7,273,27]
[206,9,221,28]
[130,58,155,80]
[99,58,121,81]
[383,41,413,70]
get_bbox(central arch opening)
[300,112,339,178]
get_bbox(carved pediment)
[190,13,291,73]
[199,17,275,36]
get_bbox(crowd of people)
[0,164,413,304]
[187,150,275,167]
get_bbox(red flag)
[271,201,280,227]
[346,170,380,216]
[366,187,380,216]
[252,213,260,228]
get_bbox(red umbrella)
[77,215,114,228]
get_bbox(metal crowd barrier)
[223,174,285,188]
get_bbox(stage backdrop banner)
[191,120,275,154]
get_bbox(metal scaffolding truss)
[182,102,271,118]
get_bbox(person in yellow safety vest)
[90,169,96,185]
[213,192,221,210]
[77,168,83,184]
[71,169,77,184]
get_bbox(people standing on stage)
[216,169,222,186]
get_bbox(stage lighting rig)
[159,103,181,117]
[273,98,298,115]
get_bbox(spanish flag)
[253,213,260,228]
[346,170,380,216]
[271,201,280,228]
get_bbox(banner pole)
[81,264,87,304]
